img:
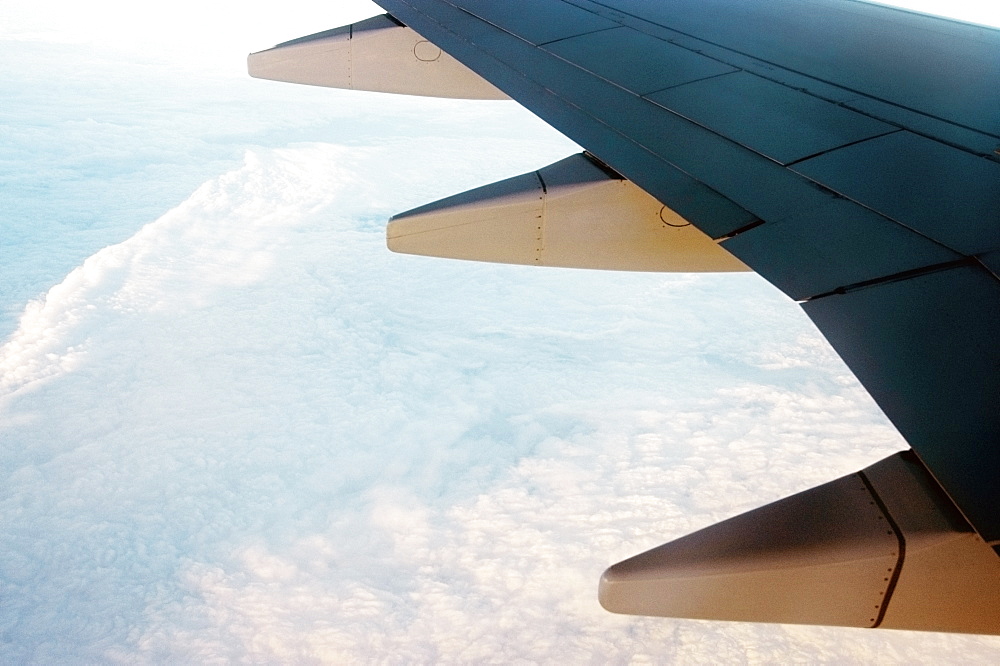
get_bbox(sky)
[2,1,999,662]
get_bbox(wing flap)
[542,26,736,96]
[720,198,961,301]
[646,71,896,166]
[452,0,617,45]
[793,132,1000,256]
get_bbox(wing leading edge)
[249,0,1000,633]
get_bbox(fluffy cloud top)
[3,2,1000,662]
[3,139,998,662]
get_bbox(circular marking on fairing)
[414,41,442,62]
[659,206,690,228]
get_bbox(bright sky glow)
[868,0,1000,25]
[2,0,999,662]
[0,0,997,57]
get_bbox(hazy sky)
[2,1,999,662]
[871,0,1000,24]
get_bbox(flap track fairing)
[600,451,1000,634]
[247,14,508,100]
[387,153,749,272]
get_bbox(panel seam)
[804,257,977,301]
[573,0,1000,148]
[858,471,906,629]
[783,129,903,167]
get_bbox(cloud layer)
[4,4,1000,661]
[3,138,998,662]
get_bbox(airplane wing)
[249,0,1000,633]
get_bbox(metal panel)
[647,72,896,165]
[451,0,618,45]
[568,0,868,105]
[721,196,960,300]
[568,0,1000,158]
[794,132,1000,256]
[802,265,1000,543]
[542,26,735,96]
[843,97,1000,158]
[583,0,1000,136]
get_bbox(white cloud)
[0,32,571,334]
[3,2,999,661]
[2,141,998,662]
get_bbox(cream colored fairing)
[599,451,1000,634]
[387,153,749,272]
[247,15,508,100]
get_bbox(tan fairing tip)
[387,153,749,272]
[248,14,508,100]
[599,451,1000,634]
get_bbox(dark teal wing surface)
[372,0,1000,545]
